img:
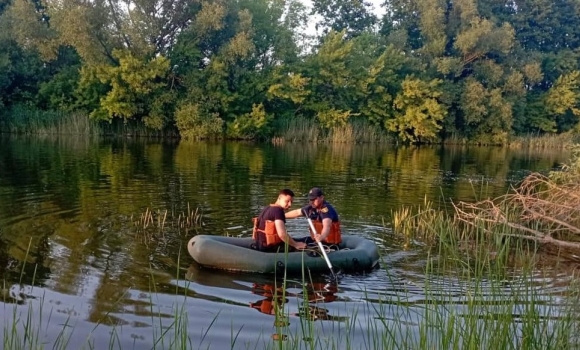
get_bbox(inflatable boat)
[187,235,380,274]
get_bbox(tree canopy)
[1,0,580,143]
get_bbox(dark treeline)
[0,0,579,143]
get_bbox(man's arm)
[316,217,333,242]
[285,208,304,219]
[274,219,305,249]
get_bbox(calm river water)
[0,135,575,349]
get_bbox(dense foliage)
[1,0,579,143]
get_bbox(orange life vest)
[309,220,342,244]
[250,299,275,314]
[252,216,283,247]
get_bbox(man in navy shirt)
[285,187,342,245]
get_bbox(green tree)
[302,31,355,115]
[460,78,512,144]
[83,49,171,129]
[387,77,446,142]
[380,0,422,50]
[357,44,407,127]
[227,103,273,139]
[546,71,580,132]
[311,0,377,38]
[174,102,224,140]
[0,3,47,109]
[46,0,200,63]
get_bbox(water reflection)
[1,284,34,305]
[185,264,347,323]
[0,136,577,349]
[249,280,345,321]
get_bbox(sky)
[299,0,387,37]
[301,0,387,18]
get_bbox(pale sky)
[301,0,386,18]
[299,0,387,39]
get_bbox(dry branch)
[452,171,580,255]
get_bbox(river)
[0,135,574,349]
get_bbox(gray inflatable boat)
[187,235,380,274]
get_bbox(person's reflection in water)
[249,283,291,327]
[249,281,346,322]
[293,282,348,321]
[300,281,338,303]
[249,283,289,315]
[294,304,349,322]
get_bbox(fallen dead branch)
[453,170,580,254]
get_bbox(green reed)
[273,116,392,144]
[388,195,580,349]
[508,132,580,149]
[0,105,180,138]
[133,204,204,245]
[4,230,580,349]
[1,106,100,136]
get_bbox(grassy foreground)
[3,228,580,350]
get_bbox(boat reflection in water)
[185,264,348,324]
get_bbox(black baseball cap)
[308,187,324,200]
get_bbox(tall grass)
[387,195,580,349]
[428,131,580,148]
[508,132,580,149]
[272,116,321,143]
[4,227,580,349]
[272,116,393,144]
[326,118,393,144]
[0,107,100,136]
[0,105,180,139]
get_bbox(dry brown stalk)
[452,171,580,255]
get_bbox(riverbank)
[392,143,580,262]
[1,107,579,147]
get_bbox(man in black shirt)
[252,189,307,252]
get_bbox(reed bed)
[132,204,203,245]
[508,132,580,149]
[0,106,180,138]
[392,144,580,262]
[272,117,392,144]
[273,116,321,143]
[4,233,580,349]
[1,107,100,136]
[326,118,393,144]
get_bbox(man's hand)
[294,241,307,250]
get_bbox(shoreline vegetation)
[3,149,580,348]
[4,203,580,349]
[391,143,580,262]
[2,0,580,146]
[1,109,579,148]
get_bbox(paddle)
[302,209,338,281]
